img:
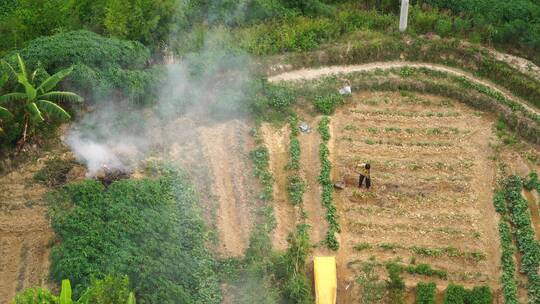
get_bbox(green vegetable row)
[317,116,340,250]
[502,176,540,302]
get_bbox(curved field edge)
[268,65,540,144]
[267,35,540,111]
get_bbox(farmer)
[357,162,371,189]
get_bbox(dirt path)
[197,120,256,257]
[260,123,295,251]
[0,163,54,304]
[297,118,329,252]
[268,61,540,116]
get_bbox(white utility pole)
[399,0,409,32]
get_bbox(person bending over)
[357,162,371,189]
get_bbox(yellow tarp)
[314,256,337,304]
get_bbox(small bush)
[465,285,492,304]
[444,284,466,304]
[313,93,344,115]
[12,288,57,304]
[266,84,296,110]
[416,282,436,304]
[435,16,454,37]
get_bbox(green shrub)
[313,93,344,115]
[76,275,131,304]
[416,282,436,304]
[13,288,57,304]
[465,285,492,304]
[2,30,161,105]
[444,284,466,304]
[48,165,222,303]
[266,84,296,110]
[498,222,519,304]
[501,176,540,301]
[435,16,453,37]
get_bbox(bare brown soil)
[331,92,503,302]
[260,123,295,251]
[0,159,54,304]
[298,118,329,253]
[192,120,256,256]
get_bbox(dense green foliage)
[443,284,466,304]
[317,116,340,250]
[416,282,436,304]
[493,186,520,304]
[13,288,57,304]
[313,93,344,115]
[1,30,161,105]
[48,165,221,303]
[0,0,331,54]
[497,221,520,304]
[423,0,540,53]
[442,283,492,304]
[501,176,540,302]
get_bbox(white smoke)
[64,28,253,176]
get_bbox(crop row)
[283,34,540,111]
[502,176,540,302]
[317,116,340,250]
[288,68,540,143]
[286,115,307,210]
[415,282,492,304]
[353,242,486,263]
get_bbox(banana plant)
[127,292,136,304]
[0,54,83,144]
[59,280,73,304]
